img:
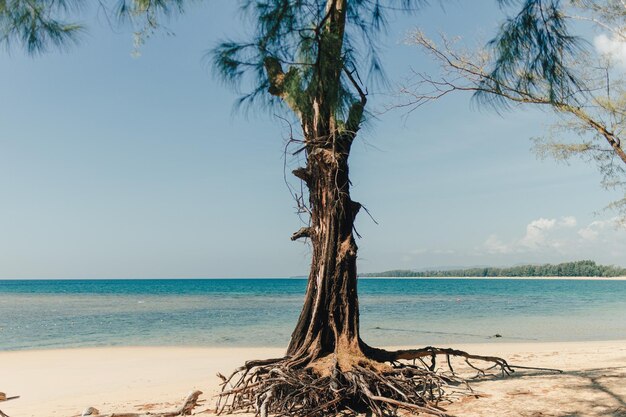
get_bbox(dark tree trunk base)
[216,345,561,417]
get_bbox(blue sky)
[0,1,624,278]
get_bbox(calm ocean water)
[1,278,625,351]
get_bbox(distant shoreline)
[359,261,626,279]
[359,276,626,280]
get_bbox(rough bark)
[285,134,364,371]
[278,0,376,372]
[260,0,366,371]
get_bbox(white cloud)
[481,216,578,254]
[559,216,577,228]
[479,215,626,263]
[519,217,556,249]
[484,234,512,254]
[578,226,599,241]
[594,34,626,68]
[577,218,616,241]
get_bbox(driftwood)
[81,390,203,417]
[0,392,20,417]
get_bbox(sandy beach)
[1,340,625,417]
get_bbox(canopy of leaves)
[478,0,582,107]
[211,0,426,122]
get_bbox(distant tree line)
[361,260,626,278]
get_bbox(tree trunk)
[279,0,371,371]
[260,0,376,374]
[286,135,365,371]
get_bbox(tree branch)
[292,167,311,183]
[263,57,301,115]
[402,31,626,171]
[264,57,287,98]
[291,227,312,241]
[344,67,367,136]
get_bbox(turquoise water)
[1,278,625,351]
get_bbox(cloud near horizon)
[481,216,626,260]
[397,215,625,270]
[483,216,575,254]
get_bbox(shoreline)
[360,275,626,280]
[2,340,625,417]
[3,335,626,354]
[2,337,625,353]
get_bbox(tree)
[402,0,626,223]
[211,1,562,416]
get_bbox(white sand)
[1,341,625,417]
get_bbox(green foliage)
[0,0,84,54]
[408,1,626,221]
[362,260,626,277]
[478,0,582,107]
[0,0,186,54]
[211,0,425,122]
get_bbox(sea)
[1,278,625,351]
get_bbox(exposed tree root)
[216,347,561,417]
[81,390,203,417]
[367,346,562,378]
